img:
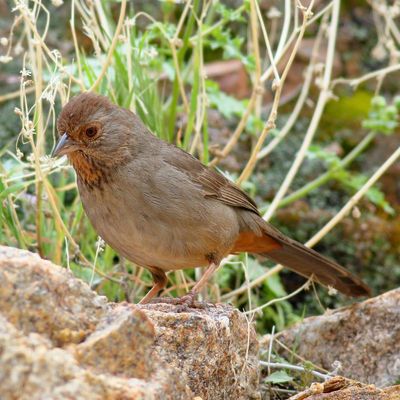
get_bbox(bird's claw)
[148,293,215,312]
[175,293,196,313]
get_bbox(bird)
[53,92,370,308]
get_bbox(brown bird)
[53,92,370,307]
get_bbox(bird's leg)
[139,268,168,304]
[143,258,220,311]
[174,260,220,311]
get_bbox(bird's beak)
[52,133,79,157]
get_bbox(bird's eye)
[85,126,97,138]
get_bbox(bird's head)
[53,92,144,187]
[54,92,131,162]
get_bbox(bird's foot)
[148,293,215,312]
[148,297,183,305]
[174,293,197,313]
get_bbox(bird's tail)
[261,229,370,297]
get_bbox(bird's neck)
[69,151,111,190]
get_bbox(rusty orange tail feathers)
[232,229,370,297]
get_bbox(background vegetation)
[0,0,399,395]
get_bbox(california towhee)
[53,92,370,307]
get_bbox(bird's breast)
[77,172,239,270]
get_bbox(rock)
[0,246,260,399]
[0,246,108,346]
[262,289,400,387]
[287,376,400,400]
[74,304,156,379]
[0,313,190,400]
[140,303,260,399]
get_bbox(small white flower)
[51,49,61,59]
[327,286,338,296]
[126,18,136,27]
[27,153,35,162]
[16,148,23,160]
[147,47,158,58]
[267,7,281,19]
[95,237,106,252]
[23,120,35,138]
[372,43,387,61]
[51,0,63,6]
[0,55,12,63]
[20,68,32,77]
[41,87,56,105]
[0,37,8,46]
[14,43,24,55]
[14,107,23,116]
[39,155,50,163]
[12,2,26,13]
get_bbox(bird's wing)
[163,144,260,215]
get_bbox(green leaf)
[384,105,397,119]
[371,95,386,109]
[265,370,293,384]
[0,181,32,201]
[264,273,287,297]
[307,145,341,169]
[246,258,267,281]
[215,3,245,22]
[333,171,394,214]
[206,80,247,119]
[362,96,399,135]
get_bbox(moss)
[320,90,373,139]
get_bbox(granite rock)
[287,376,400,400]
[262,289,400,387]
[140,302,260,399]
[0,246,260,399]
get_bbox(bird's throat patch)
[69,152,109,190]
